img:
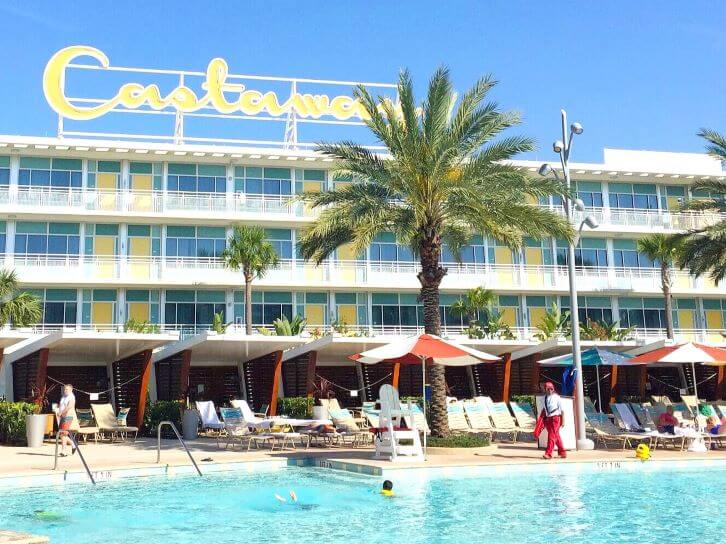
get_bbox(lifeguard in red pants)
[540,381,566,459]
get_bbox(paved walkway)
[1,437,724,477]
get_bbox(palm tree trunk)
[244,273,253,336]
[418,235,449,437]
[662,263,674,340]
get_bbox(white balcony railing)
[6,254,723,293]
[0,186,311,218]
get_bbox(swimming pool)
[1,463,724,543]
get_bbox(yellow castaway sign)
[44,45,380,122]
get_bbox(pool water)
[1,464,724,544]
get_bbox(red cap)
[544,381,555,389]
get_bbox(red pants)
[544,415,565,457]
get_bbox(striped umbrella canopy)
[350,334,499,457]
[629,342,726,366]
[537,347,633,367]
[349,333,500,366]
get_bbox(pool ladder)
[156,421,203,476]
[53,431,96,485]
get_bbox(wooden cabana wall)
[281,351,316,399]
[45,366,110,409]
[11,349,49,406]
[111,349,153,428]
[155,350,192,402]
[315,365,360,407]
[242,351,282,414]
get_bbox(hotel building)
[0,47,724,426]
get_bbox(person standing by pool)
[55,384,76,456]
[540,381,566,460]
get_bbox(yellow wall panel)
[303,181,322,193]
[94,236,116,255]
[129,237,151,257]
[305,305,325,325]
[528,308,547,328]
[524,248,543,265]
[97,172,118,190]
[494,247,513,264]
[128,302,150,321]
[677,310,695,329]
[92,302,114,325]
[131,174,152,191]
[499,309,517,327]
[337,305,358,325]
[705,310,723,329]
[337,243,356,260]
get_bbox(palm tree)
[450,286,496,328]
[297,68,573,436]
[0,269,41,326]
[676,129,726,282]
[636,233,683,339]
[221,225,280,335]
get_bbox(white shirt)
[59,392,76,416]
[543,393,562,417]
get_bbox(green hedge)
[0,401,39,444]
[510,395,536,412]
[427,433,490,448]
[276,397,313,418]
[143,400,184,437]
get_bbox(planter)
[25,414,48,448]
[182,409,199,440]
[312,405,328,420]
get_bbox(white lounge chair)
[373,384,423,461]
[509,401,537,434]
[219,407,274,450]
[195,400,225,435]
[462,401,493,440]
[489,402,519,442]
[91,403,138,441]
[446,402,471,433]
[230,399,274,429]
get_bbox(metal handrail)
[156,421,202,476]
[53,430,96,485]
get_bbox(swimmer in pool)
[381,480,394,497]
[274,490,317,510]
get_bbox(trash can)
[182,409,199,440]
[25,414,48,448]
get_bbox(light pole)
[539,109,598,450]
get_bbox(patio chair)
[462,401,493,440]
[611,403,647,432]
[328,408,371,447]
[361,402,380,428]
[195,400,225,435]
[90,403,139,441]
[446,402,471,433]
[488,402,519,442]
[509,401,537,434]
[219,407,274,450]
[587,417,653,450]
[74,408,100,444]
[230,399,274,429]
[679,395,700,417]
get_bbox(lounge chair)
[509,401,537,434]
[462,401,493,440]
[219,407,274,450]
[328,408,371,447]
[488,402,519,442]
[714,404,726,418]
[195,400,225,435]
[230,399,274,429]
[611,403,647,432]
[446,402,471,433]
[90,403,138,441]
[587,417,653,450]
[74,408,100,443]
[361,402,380,428]
[679,395,700,417]
[372,384,423,461]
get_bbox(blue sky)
[0,1,723,162]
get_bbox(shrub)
[143,400,184,437]
[276,397,312,418]
[427,433,490,448]
[0,401,39,443]
[510,394,536,413]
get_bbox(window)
[294,169,326,194]
[556,238,607,267]
[334,292,367,326]
[166,226,226,258]
[245,291,293,325]
[126,290,160,323]
[612,239,657,268]
[0,221,5,254]
[165,290,225,328]
[562,296,613,324]
[552,181,603,208]
[372,293,422,328]
[168,163,226,193]
[296,292,328,325]
[618,297,666,329]
[14,222,80,256]
[442,235,487,264]
[608,183,660,210]
[18,157,82,189]
[370,233,414,262]
[234,166,292,196]
[266,229,293,259]
[0,156,9,186]
[29,288,77,326]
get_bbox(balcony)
[7,254,722,294]
[0,186,311,221]
[547,205,724,233]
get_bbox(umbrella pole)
[422,355,427,460]
[596,366,603,413]
[692,361,700,430]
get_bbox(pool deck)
[1,437,725,480]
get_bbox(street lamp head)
[571,122,584,135]
[553,140,564,153]
[583,215,599,229]
[573,198,586,212]
[538,163,552,177]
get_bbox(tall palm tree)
[297,68,572,436]
[221,225,279,335]
[677,129,726,282]
[636,234,683,339]
[450,286,496,327]
[0,269,41,326]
